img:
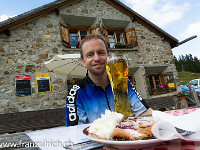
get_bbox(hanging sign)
[15,75,31,96]
[36,73,51,93]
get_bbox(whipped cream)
[88,110,124,140]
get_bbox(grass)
[178,71,200,85]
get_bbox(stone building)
[0,0,179,114]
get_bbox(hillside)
[178,71,200,85]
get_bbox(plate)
[83,127,164,149]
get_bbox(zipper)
[104,90,111,111]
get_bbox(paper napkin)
[151,109,200,141]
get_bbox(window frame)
[59,22,90,48]
[147,73,163,90]
[105,28,126,48]
[68,26,89,48]
[147,72,176,95]
[68,29,88,48]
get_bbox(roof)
[0,0,179,48]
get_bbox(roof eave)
[0,0,179,48]
[0,0,80,34]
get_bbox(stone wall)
[0,0,178,114]
[0,13,68,114]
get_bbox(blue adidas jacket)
[66,74,149,126]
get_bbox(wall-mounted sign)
[168,83,175,88]
[36,73,51,93]
[15,75,31,96]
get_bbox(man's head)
[79,34,109,58]
[80,34,109,76]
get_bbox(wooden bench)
[144,96,176,111]
[0,108,66,134]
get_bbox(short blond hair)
[79,34,109,58]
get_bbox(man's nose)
[94,53,100,60]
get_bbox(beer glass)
[106,54,132,116]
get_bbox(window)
[69,30,88,48]
[108,31,124,48]
[104,27,137,48]
[147,73,162,90]
[59,22,138,49]
[189,79,198,87]
[147,72,176,95]
[59,22,89,48]
[69,30,78,48]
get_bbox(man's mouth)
[93,63,103,68]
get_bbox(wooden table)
[0,107,199,150]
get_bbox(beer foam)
[88,110,124,140]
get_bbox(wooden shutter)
[122,32,126,44]
[59,21,71,48]
[102,26,110,48]
[125,27,138,48]
[89,24,101,34]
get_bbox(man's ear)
[81,58,86,67]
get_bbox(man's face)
[81,39,108,76]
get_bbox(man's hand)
[140,108,153,116]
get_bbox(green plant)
[114,42,127,48]
[177,91,188,97]
[159,86,165,92]
[152,88,160,93]
[164,84,169,92]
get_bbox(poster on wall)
[15,75,31,96]
[36,73,51,93]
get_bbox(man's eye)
[98,51,106,55]
[87,54,93,57]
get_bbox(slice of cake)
[112,117,155,140]
[85,110,155,141]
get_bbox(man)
[66,34,152,126]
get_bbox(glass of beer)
[106,54,132,116]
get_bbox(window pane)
[117,37,123,43]
[109,38,114,43]
[81,36,85,40]
[190,80,198,86]
[69,30,78,48]
[69,32,77,37]
[116,33,121,37]
[116,33,123,43]
[71,42,76,48]
[154,75,161,88]
[70,36,78,42]
[80,31,87,35]
[108,34,113,37]
[110,43,115,48]
[108,33,114,42]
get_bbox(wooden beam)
[54,8,60,16]
[4,29,11,36]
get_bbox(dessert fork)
[175,127,195,136]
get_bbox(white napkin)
[151,109,200,141]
